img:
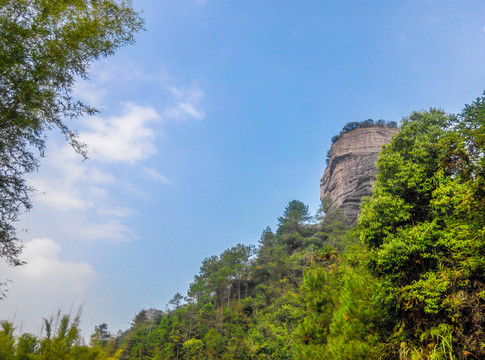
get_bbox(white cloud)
[74,60,173,110]
[12,63,207,337]
[0,239,96,331]
[29,150,91,211]
[92,60,159,85]
[142,167,171,184]
[28,78,205,244]
[75,220,132,242]
[26,145,132,242]
[87,168,116,185]
[165,102,205,120]
[30,179,93,211]
[97,206,133,219]
[18,239,96,291]
[163,84,205,121]
[81,103,161,164]
[28,146,113,212]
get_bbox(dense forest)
[1,93,484,359]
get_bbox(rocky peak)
[320,126,398,224]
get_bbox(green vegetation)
[98,95,481,359]
[0,0,144,266]
[327,119,398,164]
[296,98,485,359]
[1,7,484,351]
[109,198,350,360]
[0,96,483,359]
[330,119,398,144]
[0,312,122,359]
[3,93,485,358]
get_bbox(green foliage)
[182,338,204,359]
[356,99,485,358]
[295,251,341,359]
[324,265,381,360]
[0,321,16,360]
[169,293,184,310]
[296,244,398,360]
[297,94,485,359]
[6,94,485,359]
[188,243,256,308]
[90,323,112,348]
[314,196,351,250]
[0,312,120,359]
[114,198,349,359]
[0,0,143,266]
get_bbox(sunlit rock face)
[320,127,398,224]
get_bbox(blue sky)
[1,0,485,337]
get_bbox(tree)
[277,200,312,250]
[357,104,485,358]
[278,200,312,227]
[169,293,184,310]
[314,196,350,250]
[182,338,203,360]
[220,243,255,301]
[90,323,112,348]
[131,310,148,327]
[0,0,144,265]
[0,321,15,360]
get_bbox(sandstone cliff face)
[320,127,398,224]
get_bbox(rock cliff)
[320,127,398,224]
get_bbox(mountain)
[320,126,398,223]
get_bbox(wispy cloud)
[75,59,160,91]
[163,84,205,121]
[27,149,133,242]
[81,103,161,164]
[97,206,133,219]
[28,77,206,244]
[142,167,171,184]
[30,180,93,211]
[7,57,207,338]
[29,146,114,212]
[75,220,132,242]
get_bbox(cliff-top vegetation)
[326,119,398,164]
[330,119,398,144]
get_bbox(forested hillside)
[1,94,485,359]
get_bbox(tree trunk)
[237,279,241,302]
[227,286,231,307]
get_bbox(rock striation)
[320,127,398,224]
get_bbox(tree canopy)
[0,0,144,265]
[356,100,485,358]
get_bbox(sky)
[2,0,485,339]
